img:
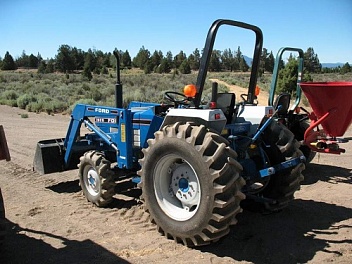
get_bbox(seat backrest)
[217,93,236,123]
[273,93,291,115]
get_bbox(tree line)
[1,45,351,78]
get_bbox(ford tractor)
[34,19,306,246]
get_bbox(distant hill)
[244,55,252,66]
[321,62,345,68]
[243,55,346,69]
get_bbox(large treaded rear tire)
[242,119,305,212]
[78,151,116,207]
[139,123,245,246]
[261,120,305,211]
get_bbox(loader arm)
[63,104,133,169]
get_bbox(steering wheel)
[241,93,258,105]
[164,91,190,106]
[240,93,248,102]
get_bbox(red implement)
[300,82,352,154]
[300,82,352,137]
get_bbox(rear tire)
[78,151,116,207]
[243,120,305,212]
[139,123,245,246]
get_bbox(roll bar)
[193,19,263,107]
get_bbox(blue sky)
[1,0,351,63]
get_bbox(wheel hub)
[86,168,100,196]
[170,164,199,206]
[154,155,201,221]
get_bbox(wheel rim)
[154,154,201,221]
[84,166,100,197]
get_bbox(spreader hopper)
[300,82,352,154]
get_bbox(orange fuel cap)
[184,84,197,97]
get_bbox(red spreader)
[300,82,352,154]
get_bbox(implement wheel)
[139,123,245,246]
[78,151,116,207]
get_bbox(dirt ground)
[0,88,351,264]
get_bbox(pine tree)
[304,47,321,73]
[56,45,76,73]
[209,50,221,72]
[188,49,201,71]
[84,49,97,72]
[132,46,150,69]
[174,51,186,69]
[277,56,299,94]
[37,61,47,73]
[122,50,132,69]
[265,51,275,73]
[82,64,93,81]
[157,58,171,73]
[150,50,163,71]
[258,48,268,76]
[72,47,85,70]
[179,59,191,74]
[46,59,55,73]
[222,48,234,71]
[1,51,17,70]
[340,62,351,74]
[16,50,29,68]
[166,51,174,69]
[28,54,39,68]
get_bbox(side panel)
[161,108,227,133]
[237,106,274,135]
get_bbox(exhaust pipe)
[113,51,123,108]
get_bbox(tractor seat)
[217,93,236,123]
[273,93,291,116]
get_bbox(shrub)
[17,94,37,109]
[2,89,19,100]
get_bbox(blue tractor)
[34,19,305,246]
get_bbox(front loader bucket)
[33,138,66,175]
[34,138,95,175]
[300,82,352,137]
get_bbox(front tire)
[78,151,116,207]
[139,123,245,246]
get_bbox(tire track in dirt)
[1,157,159,252]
